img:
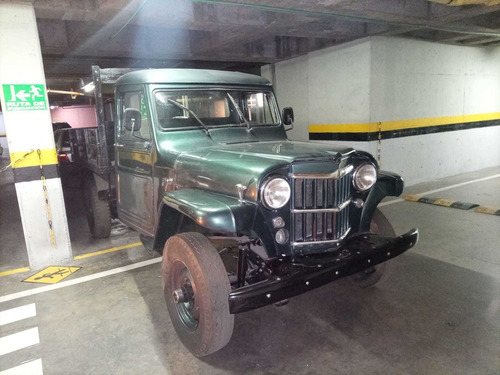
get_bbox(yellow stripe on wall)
[10,148,58,168]
[309,112,500,134]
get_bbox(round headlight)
[353,163,377,191]
[261,177,291,209]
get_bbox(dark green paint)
[162,189,256,234]
[116,69,272,87]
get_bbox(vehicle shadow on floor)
[134,251,498,375]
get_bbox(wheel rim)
[170,260,199,331]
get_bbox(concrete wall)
[263,39,372,146]
[370,37,500,183]
[264,36,500,185]
[50,105,97,128]
[0,105,98,158]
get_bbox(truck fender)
[152,189,257,251]
[359,171,404,232]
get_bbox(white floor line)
[0,258,162,304]
[0,328,39,356]
[0,304,36,326]
[378,198,405,207]
[0,359,43,375]
[379,173,500,207]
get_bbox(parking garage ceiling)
[12,0,500,100]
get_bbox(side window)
[121,91,151,141]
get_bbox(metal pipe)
[47,89,84,96]
[193,0,500,38]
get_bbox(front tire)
[162,232,234,357]
[350,209,396,288]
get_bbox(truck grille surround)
[291,165,353,246]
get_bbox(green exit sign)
[2,84,47,111]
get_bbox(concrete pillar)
[0,3,72,269]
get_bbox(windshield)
[155,90,279,130]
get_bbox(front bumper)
[229,228,418,314]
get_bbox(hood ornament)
[236,184,247,202]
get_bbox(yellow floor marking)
[23,266,81,284]
[434,199,454,207]
[73,242,142,260]
[0,267,30,277]
[474,206,498,215]
[0,242,143,278]
[404,195,421,202]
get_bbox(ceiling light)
[81,82,95,93]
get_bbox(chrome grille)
[291,166,353,246]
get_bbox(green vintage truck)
[70,67,418,356]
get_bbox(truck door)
[116,88,155,235]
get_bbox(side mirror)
[123,108,142,132]
[282,107,294,130]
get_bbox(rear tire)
[162,232,234,357]
[83,175,111,239]
[350,209,395,288]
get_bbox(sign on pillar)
[0,3,72,269]
[2,84,48,111]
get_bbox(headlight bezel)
[260,176,291,210]
[353,162,378,192]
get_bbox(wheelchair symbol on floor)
[34,268,69,280]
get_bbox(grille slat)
[292,166,352,246]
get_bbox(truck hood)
[173,140,354,200]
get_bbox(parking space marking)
[0,257,162,304]
[0,358,43,375]
[411,173,500,197]
[0,304,36,326]
[0,305,43,375]
[23,267,81,284]
[379,173,500,207]
[73,242,142,260]
[0,327,39,356]
[0,242,142,279]
[0,268,30,278]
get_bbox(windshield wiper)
[227,93,252,130]
[166,99,213,138]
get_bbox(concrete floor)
[1,160,499,375]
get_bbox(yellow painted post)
[0,3,72,269]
